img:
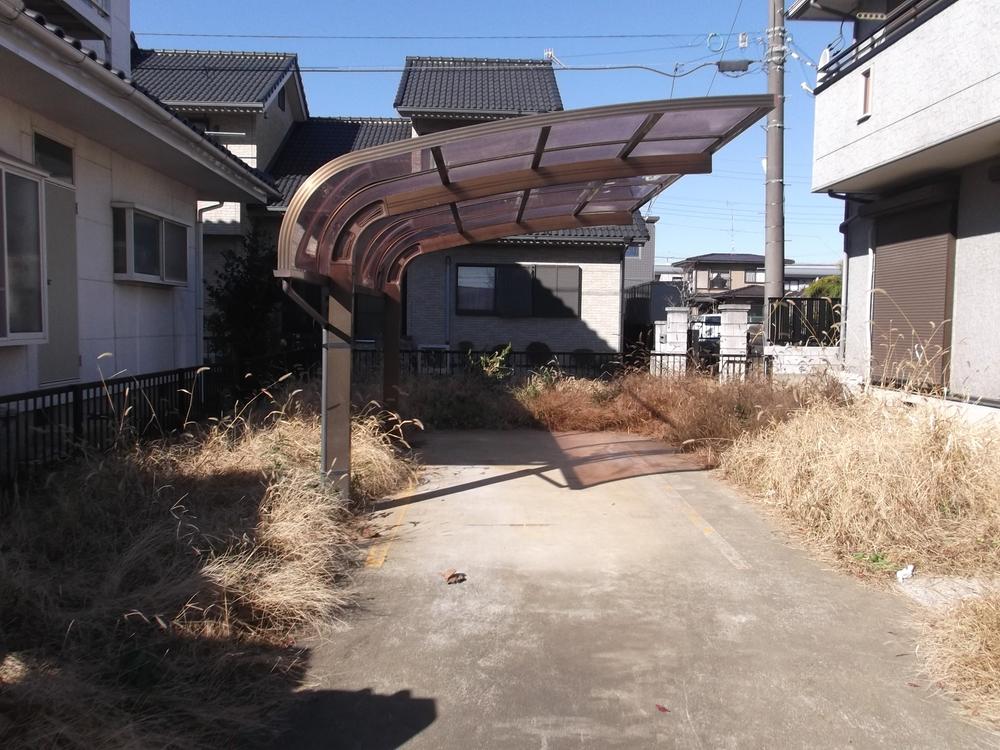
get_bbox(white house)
[0,0,278,396]
[790,0,1000,401]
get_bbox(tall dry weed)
[921,593,1000,729]
[0,381,418,748]
[721,398,1000,575]
[517,370,845,465]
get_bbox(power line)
[706,0,745,95]
[133,61,752,78]
[136,31,758,41]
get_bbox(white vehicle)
[692,314,721,341]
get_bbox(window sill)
[0,334,48,348]
[114,274,187,288]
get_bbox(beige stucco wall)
[950,161,1000,400]
[0,94,199,394]
[405,245,623,352]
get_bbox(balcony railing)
[815,0,959,92]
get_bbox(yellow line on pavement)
[666,486,751,570]
[365,505,409,569]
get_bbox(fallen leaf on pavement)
[655,704,670,713]
[440,568,467,584]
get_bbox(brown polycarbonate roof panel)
[277,94,774,293]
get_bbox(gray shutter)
[872,202,953,387]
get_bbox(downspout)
[196,201,224,364]
[443,255,452,347]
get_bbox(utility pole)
[764,0,787,338]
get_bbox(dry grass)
[721,398,1000,576]
[922,593,1000,729]
[351,404,421,502]
[0,384,418,748]
[516,370,846,466]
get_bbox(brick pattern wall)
[405,244,623,352]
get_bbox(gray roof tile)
[678,252,796,265]
[394,56,563,118]
[498,212,650,245]
[131,48,296,107]
[268,117,414,206]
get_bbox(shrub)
[721,398,1000,575]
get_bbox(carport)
[274,94,774,491]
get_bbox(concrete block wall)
[0,94,199,395]
[765,345,842,377]
[651,307,688,376]
[405,244,623,352]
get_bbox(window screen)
[34,134,73,183]
[456,266,495,313]
[164,222,188,282]
[533,265,581,318]
[495,264,533,317]
[112,207,127,274]
[5,173,43,333]
[133,212,161,276]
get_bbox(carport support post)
[382,288,402,408]
[321,288,353,497]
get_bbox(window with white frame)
[0,162,47,345]
[745,267,766,284]
[112,204,189,285]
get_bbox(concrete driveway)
[282,430,994,749]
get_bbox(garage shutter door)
[872,202,953,387]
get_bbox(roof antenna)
[543,48,567,67]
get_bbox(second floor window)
[860,69,873,120]
[746,268,766,284]
[708,270,731,290]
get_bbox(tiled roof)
[678,253,796,266]
[18,11,276,195]
[131,48,296,107]
[394,56,563,118]
[497,212,651,246]
[268,117,414,207]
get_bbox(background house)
[791,0,1000,400]
[0,0,276,395]
[393,56,650,353]
[675,252,836,318]
[130,46,309,327]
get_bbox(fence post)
[72,384,83,443]
[719,303,751,381]
[652,307,689,377]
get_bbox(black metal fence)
[769,298,841,346]
[0,348,320,486]
[1,343,770,485]
[353,348,770,382]
[352,348,643,382]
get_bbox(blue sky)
[133,1,845,265]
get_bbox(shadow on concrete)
[377,430,702,510]
[276,687,437,749]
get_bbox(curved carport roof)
[274,94,775,490]
[276,94,774,297]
